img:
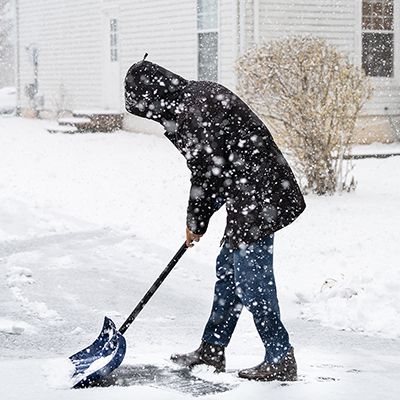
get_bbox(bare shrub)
[236,37,372,195]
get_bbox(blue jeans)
[202,234,291,363]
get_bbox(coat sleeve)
[178,116,226,235]
[186,164,225,235]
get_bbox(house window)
[197,0,218,81]
[362,0,394,77]
[110,18,118,62]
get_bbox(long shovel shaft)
[119,242,188,335]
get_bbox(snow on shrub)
[236,37,372,195]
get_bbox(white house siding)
[121,0,243,132]
[121,0,240,92]
[16,0,399,141]
[117,0,198,133]
[17,0,103,113]
[219,0,260,90]
[256,0,400,119]
[119,0,197,81]
[219,0,238,89]
[259,0,356,53]
[245,0,255,48]
[17,0,199,125]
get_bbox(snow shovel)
[69,242,188,388]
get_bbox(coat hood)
[125,58,189,125]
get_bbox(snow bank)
[281,156,400,339]
[299,269,400,338]
[42,358,75,389]
[5,251,63,322]
[0,318,34,335]
[7,266,35,285]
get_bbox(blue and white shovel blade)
[69,316,126,388]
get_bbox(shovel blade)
[69,316,126,388]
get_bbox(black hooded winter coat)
[125,59,306,249]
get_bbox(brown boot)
[238,348,297,381]
[170,341,226,372]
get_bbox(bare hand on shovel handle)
[186,227,202,247]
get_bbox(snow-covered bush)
[236,37,372,195]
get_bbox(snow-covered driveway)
[0,117,399,399]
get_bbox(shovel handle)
[118,241,188,335]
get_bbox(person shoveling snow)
[68,53,306,387]
[124,54,306,381]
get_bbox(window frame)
[357,0,399,83]
[196,0,220,82]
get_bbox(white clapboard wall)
[16,0,399,120]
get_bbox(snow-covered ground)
[0,117,399,399]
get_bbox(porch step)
[72,110,123,132]
[46,110,123,134]
[58,117,92,125]
[47,124,78,134]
